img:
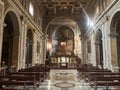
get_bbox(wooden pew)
[81,70,112,78]
[22,65,49,73]
[18,70,47,78]
[78,64,100,72]
[82,69,111,72]
[10,72,45,85]
[0,81,27,90]
[18,69,48,78]
[0,88,17,90]
[79,65,120,90]
[89,76,120,90]
[82,72,119,77]
[19,69,47,73]
[19,67,47,73]
[18,65,49,79]
[0,75,36,90]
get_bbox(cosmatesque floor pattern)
[36,69,119,90]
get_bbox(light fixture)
[47,41,52,51]
[60,42,66,46]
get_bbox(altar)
[59,62,68,68]
[50,55,77,68]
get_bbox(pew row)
[0,75,36,90]
[88,76,120,90]
[9,72,45,85]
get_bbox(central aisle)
[38,69,91,90]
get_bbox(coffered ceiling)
[39,0,92,17]
[37,0,95,34]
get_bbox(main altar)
[50,55,76,68]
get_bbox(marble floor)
[37,69,116,90]
[3,69,119,90]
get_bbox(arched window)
[96,6,99,14]
[29,2,34,16]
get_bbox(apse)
[48,25,74,56]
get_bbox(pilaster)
[0,0,4,67]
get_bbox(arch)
[1,11,20,71]
[45,16,81,35]
[3,7,21,34]
[45,17,80,54]
[109,8,120,32]
[52,24,75,37]
[110,11,120,72]
[52,25,74,40]
[95,29,103,68]
[44,17,82,66]
[48,25,74,56]
[25,29,33,68]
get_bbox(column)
[42,35,47,64]
[20,21,27,69]
[109,34,118,66]
[91,33,96,66]
[32,32,37,65]
[0,1,4,67]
